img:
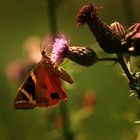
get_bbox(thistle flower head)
[50,35,98,66]
[51,35,69,63]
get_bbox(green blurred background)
[0,0,140,140]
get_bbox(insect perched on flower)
[14,35,73,109]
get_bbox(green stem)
[117,53,137,86]
[98,57,118,62]
[45,0,57,36]
[98,55,138,88]
[117,53,140,97]
[60,103,74,140]
[45,0,75,139]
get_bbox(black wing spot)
[50,92,59,99]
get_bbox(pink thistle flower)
[49,34,98,66]
[131,22,140,40]
[123,22,140,56]
[51,35,69,63]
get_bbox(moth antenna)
[40,37,54,54]
[40,37,45,52]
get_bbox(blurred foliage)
[1,0,140,140]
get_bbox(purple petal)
[51,35,69,63]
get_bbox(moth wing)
[35,62,67,107]
[14,65,38,109]
[14,61,67,109]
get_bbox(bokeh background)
[1,0,140,140]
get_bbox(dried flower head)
[76,4,122,54]
[76,4,102,26]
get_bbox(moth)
[14,49,73,109]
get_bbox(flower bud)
[65,46,98,66]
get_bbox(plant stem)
[45,0,57,36]
[99,55,139,91]
[117,53,137,86]
[117,53,140,97]
[46,0,75,139]
[98,57,118,62]
[59,103,74,140]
